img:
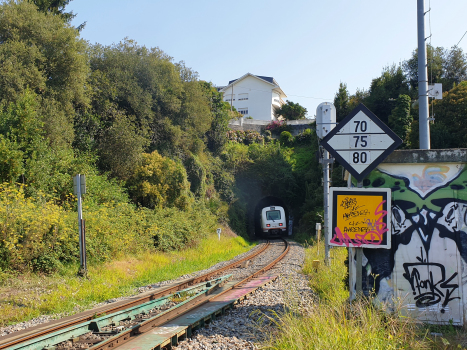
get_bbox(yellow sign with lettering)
[330,188,391,249]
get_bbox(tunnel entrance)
[253,196,289,237]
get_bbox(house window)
[225,94,235,102]
[273,98,280,104]
[238,108,248,115]
[238,93,248,101]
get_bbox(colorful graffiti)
[352,162,467,325]
[330,197,389,247]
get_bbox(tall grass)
[261,242,433,350]
[0,233,254,326]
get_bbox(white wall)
[224,76,275,121]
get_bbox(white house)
[218,73,287,121]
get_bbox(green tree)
[404,45,444,91]
[0,0,89,147]
[201,81,232,154]
[88,39,214,158]
[97,112,148,180]
[274,100,307,120]
[348,88,370,111]
[404,45,467,92]
[31,0,76,22]
[365,65,410,125]
[429,81,467,148]
[388,94,412,148]
[442,46,467,89]
[127,151,192,210]
[334,82,351,122]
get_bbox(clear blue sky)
[68,0,467,118]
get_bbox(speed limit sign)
[320,104,402,182]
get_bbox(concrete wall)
[347,149,467,325]
[229,118,315,136]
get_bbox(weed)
[259,241,452,349]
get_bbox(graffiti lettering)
[331,201,388,247]
[342,209,370,221]
[340,197,358,210]
[403,256,460,309]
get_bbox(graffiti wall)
[351,161,467,325]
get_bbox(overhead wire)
[457,30,467,47]
[224,84,331,101]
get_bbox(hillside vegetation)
[0,1,325,278]
[1,0,467,277]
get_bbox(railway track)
[1,238,289,350]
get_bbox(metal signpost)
[319,103,401,297]
[73,174,87,276]
[316,102,336,266]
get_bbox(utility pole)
[316,102,336,266]
[418,0,430,149]
[323,149,331,266]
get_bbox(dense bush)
[279,131,294,146]
[0,184,76,272]
[226,130,264,145]
[127,151,192,210]
[294,128,314,145]
[0,182,219,272]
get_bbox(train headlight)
[266,224,270,227]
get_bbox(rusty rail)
[0,241,271,350]
[90,238,289,350]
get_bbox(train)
[260,206,287,237]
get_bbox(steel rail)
[0,241,270,350]
[90,238,289,350]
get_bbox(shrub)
[294,128,313,145]
[127,151,192,210]
[226,130,264,145]
[0,184,76,273]
[265,120,286,131]
[145,202,217,251]
[265,120,290,135]
[279,131,294,146]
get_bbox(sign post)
[316,102,337,266]
[73,174,87,276]
[315,223,322,255]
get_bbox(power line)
[229,84,331,100]
[457,30,467,47]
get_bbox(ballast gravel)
[174,240,315,350]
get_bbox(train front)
[261,206,287,236]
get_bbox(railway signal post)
[316,102,337,266]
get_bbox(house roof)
[221,73,287,98]
[228,75,279,86]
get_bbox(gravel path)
[174,240,315,349]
